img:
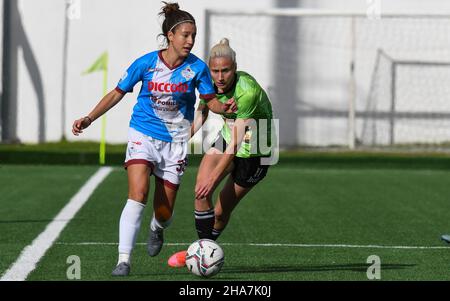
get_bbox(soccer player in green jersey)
[168,38,274,267]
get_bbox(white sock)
[150,212,173,231]
[118,199,145,263]
[118,253,131,265]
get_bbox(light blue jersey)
[116,50,215,142]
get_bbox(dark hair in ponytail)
[158,2,196,46]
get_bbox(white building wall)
[10,0,273,144]
[8,0,450,145]
[0,0,3,96]
[16,0,65,143]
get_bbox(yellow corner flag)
[83,51,109,165]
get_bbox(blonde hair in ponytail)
[208,38,237,66]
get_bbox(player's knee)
[214,210,228,224]
[195,196,213,210]
[155,204,173,222]
[128,191,148,204]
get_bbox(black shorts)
[211,137,270,188]
[232,156,270,188]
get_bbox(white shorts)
[124,127,188,190]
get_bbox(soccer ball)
[185,239,224,278]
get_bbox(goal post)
[204,8,450,150]
[363,49,450,147]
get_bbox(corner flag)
[83,51,108,165]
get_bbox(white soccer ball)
[185,239,224,278]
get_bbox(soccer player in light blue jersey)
[72,2,236,276]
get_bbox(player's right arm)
[73,55,147,136]
[72,89,124,136]
[195,117,247,199]
[196,61,237,115]
[206,97,237,114]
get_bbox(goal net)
[363,49,450,147]
[205,9,450,151]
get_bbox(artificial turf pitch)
[1,161,450,281]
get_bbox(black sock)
[194,208,215,240]
[211,228,222,241]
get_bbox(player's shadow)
[220,262,416,275]
[129,263,416,280]
[124,263,416,280]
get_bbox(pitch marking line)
[55,242,449,250]
[0,167,113,281]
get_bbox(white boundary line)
[0,167,113,281]
[55,241,449,250]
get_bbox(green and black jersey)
[202,71,273,158]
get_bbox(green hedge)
[1,142,450,169]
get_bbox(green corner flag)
[83,51,109,165]
[83,51,108,75]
